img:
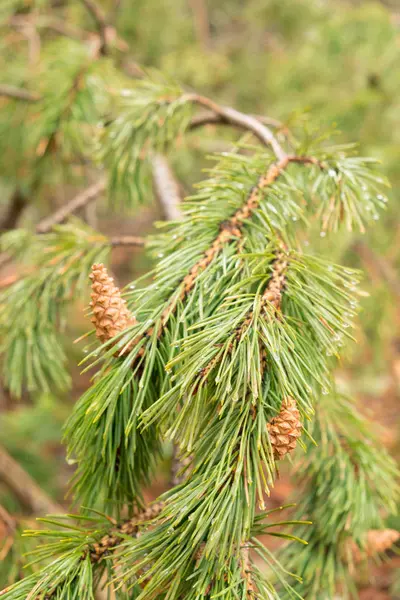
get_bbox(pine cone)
[267,397,302,460]
[89,264,137,346]
[345,529,400,564]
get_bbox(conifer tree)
[0,2,399,599]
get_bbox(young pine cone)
[267,397,302,460]
[346,529,400,564]
[89,264,137,345]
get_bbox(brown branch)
[79,0,127,54]
[0,84,40,103]
[110,235,146,247]
[0,188,28,232]
[90,502,164,562]
[199,245,288,386]
[151,154,183,221]
[0,444,62,515]
[240,544,256,598]
[188,0,211,51]
[135,154,309,345]
[189,110,282,131]
[353,240,400,300]
[185,93,287,161]
[36,177,107,233]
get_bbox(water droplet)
[328,169,336,178]
[328,265,334,272]
[200,206,206,210]
[121,89,132,97]
[320,231,327,238]
[172,234,178,240]
[83,349,89,354]
[158,253,164,258]
[343,322,350,329]
[372,214,379,221]
[292,216,298,222]
[129,284,136,290]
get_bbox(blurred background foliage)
[0,0,399,594]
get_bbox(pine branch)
[109,235,145,246]
[133,154,316,346]
[0,189,27,232]
[79,0,127,54]
[0,84,40,102]
[151,154,183,221]
[189,110,282,131]
[185,93,287,160]
[35,178,106,233]
[353,239,400,300]
[0,444,62,515]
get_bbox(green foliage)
[0,220,109,396]
[65,362,161,516]
[278,392,400,599]
[98,75,194,207]
[0,0,399,597]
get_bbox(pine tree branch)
[0,444,62,515]
[79,0,127,54]
[138,154,319,344]
[110,235,146,247]
[189,110,282,131]
[90,502,164,563]
[188,0,211,51]
[151,154,183,221]
[185,93,287,160]
[36,178,107,233]
[0,85,40,103]
[0,504,16,536]
[353,240,400,300]
[0,189,28,232]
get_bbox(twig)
[79,0,127,54]
[189,110,282,131]
[353,240,400,300]
[36,177,107,233]
[0,84,40,103]
[188,0,211,51]
[0,504,16,535]
[185,93,287,161]
[0,188,27,232]
[151,154,183,221]
[0,444,62,515]
[110,235,146,247]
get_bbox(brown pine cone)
[89,263,137,346]
[345,528,399,564]
[267,397,302,460]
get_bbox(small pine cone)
[267,397,302,460]
[89,264,137,346]
[345,529,400,564]
[365,529,399,556]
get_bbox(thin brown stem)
[189,110,282,131]
[79,0,127,54]
[110,235,146,247]
[0,444,62,515]
[0,84,40,103]
[0,188,28,232]
[188,0,211,51]
[185,93,287,160]
[36,177,107,233]
[353,240,400,300]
